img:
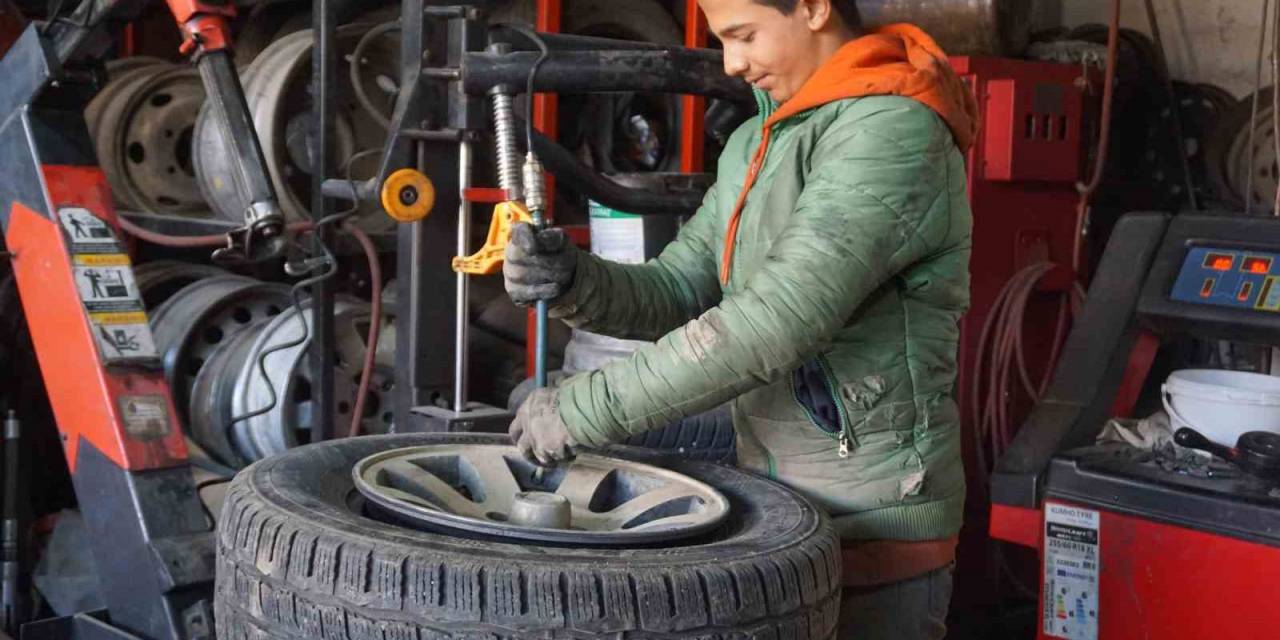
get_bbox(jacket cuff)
[548,251,601,325]
[557,370,624,448]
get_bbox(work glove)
[510,387,578,466]
[504,222,578,307]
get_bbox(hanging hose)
[115,215,315,247]
[341,222,382,438]
[1073,0,1122,275]
[350,21,400,130]
[970,264,1086,483]
[969,0,1121,490]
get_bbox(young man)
[505,0,977,636]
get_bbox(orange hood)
[766,24,979,150]
[719,24,978,284]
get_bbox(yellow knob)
[381,169,435,223]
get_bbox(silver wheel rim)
[88,65,208,215]
[230,297,394,462]
[352,444,730,545]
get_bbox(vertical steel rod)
[529,0,561,381]
[534,265,549,387]
[310,0,337,440]
[1,412,19,634]
[454,141,473,412]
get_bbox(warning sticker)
[73,253,131,268]
[90,312,158,360]
[73,264,139,308]
[1043,503,1100,640]
[54,209,158,365]
[117,395,171,440]
[59,208,119,247]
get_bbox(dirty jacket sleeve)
[549,189,724,341]
[557,108,954,446]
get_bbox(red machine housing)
[999,500,1280,639]
[950,56,1090,608]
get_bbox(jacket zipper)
[816,355,854,458]
[791,356,854,458]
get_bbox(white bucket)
[1162,369,1280,446]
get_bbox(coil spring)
[490,92,523,200]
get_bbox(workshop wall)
[1059,0,1267,97]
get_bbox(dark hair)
[752,0,861,29]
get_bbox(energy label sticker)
[1043,503,1100,640]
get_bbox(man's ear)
[799,0,834,31]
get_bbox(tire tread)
[215,441,840,639]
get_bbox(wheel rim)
[188,315,274,468]
[90,65,209,214]
[230,297,394,462]
[353,444,730,545]
[1236,108,1279,213]
[132,260,228,309]
[149,275,292,422]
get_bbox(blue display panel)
[1171,246,1280,311]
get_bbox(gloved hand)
[510,387,578,466]
[504,222,578,307]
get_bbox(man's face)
[699,0,830,103]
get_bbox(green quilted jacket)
[549,82,973,541]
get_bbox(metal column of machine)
[991,212,1280,639]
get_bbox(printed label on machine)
[72,261,140,308]
[89,311,158,360]
[589,202,648,264]
[1043,503,1100,640]
[56,208,159,364]
[117,395,172,440]
[58,208,120,248]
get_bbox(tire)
[215,433,841,639]
[508,373,736,463]
[625,404,736,464]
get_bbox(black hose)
[518,117,705,216]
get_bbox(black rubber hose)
[516,117,706,216]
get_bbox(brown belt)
[840,536,959,588]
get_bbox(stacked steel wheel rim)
[142,268,394,468]
[1207,87,1279,214]
[149,275,294,426]
[86,60,209,215]
[228,296,395,462]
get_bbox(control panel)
[1171,246,1280,312]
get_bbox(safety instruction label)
[117,395,171,440]
[73,262,140,309]
[59,208,120,249]
[57,207,158,365]
[1043,503,1100,640]
[90,311,158,360]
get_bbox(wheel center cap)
[509,491,572,529]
